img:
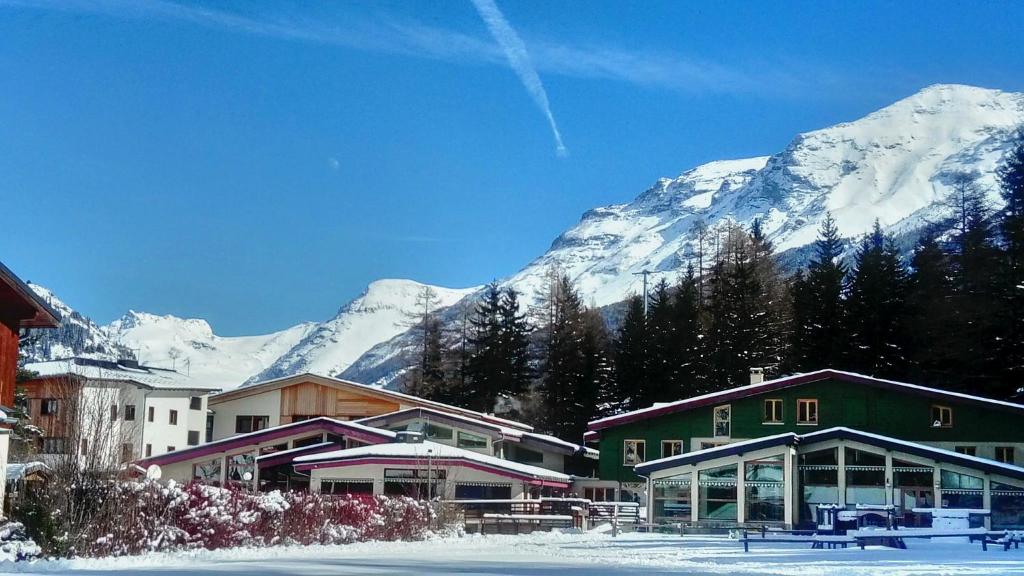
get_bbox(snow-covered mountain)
[246,279,479,385]
[104,311,317,389]
[22,84,1024,391]
[342,84,1024,384]
[21,279,477,390]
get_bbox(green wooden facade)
[593,375,1024,483]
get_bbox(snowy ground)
[2,532,1022,576]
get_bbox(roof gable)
[0,262,60,328]
[589,369,1024,433]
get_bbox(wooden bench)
[976,531,1021,552]
[847,527,989,550]
[739,530,855,552]
[481,513,574,535]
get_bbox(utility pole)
[632,269,667,316]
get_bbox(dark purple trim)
[294,456,570,487]
[588,370,1024,432]
[257,442,339,469]
[519,433,585,456]
[136,418,393,467]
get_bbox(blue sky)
[3,0,1023,335]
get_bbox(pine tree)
[581,309,619,422]
[614,295,649,410]
[400,316,446,401]
[905,230,957,387]
[497,287,532,399]
[645,278,678,403]
[536,275,589,438]
[997,131,1024,396]
[842,222,909,378]
[673,266,706,395]
[465,283,504,412]
[788,213,848,372]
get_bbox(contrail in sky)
[469,0,567,157]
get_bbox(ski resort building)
[135,377,595,496]
[20,357,220,463]
[585,369,1024,529]
[207,373,528,441]
[0,261,60,510]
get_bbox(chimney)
[750,367,764,385]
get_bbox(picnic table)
[847,527,989,550]
[738,528,856,552]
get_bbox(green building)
[580,369,1024,528]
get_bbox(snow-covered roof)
[356,407,596,458]
[589,369,1024,432]
[294,440,571,484]
[23,358,220,392]
[215,372,532,431]
[6,461,49,482]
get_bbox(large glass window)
[798,448,838,523]
[991,481,1024,530]
[192,458,222,483]
[511,446,544,464]
[425,423,453,440]
[698,464,738,521]
[940,470,984,509]
[227,453,255,484]
[454,484,512,500]
[456,431,487,449]
[845,448,886,505]
[745,456,785,522]
[383,468,445,500]
[235,415,269,434]
[322,480,374,496]
[652,473,691,521]
[893,459,934,513]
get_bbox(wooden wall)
[279,382,400,425]
[0,319,18,409]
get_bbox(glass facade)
[698,464,738,521]
[845,448,886,505]
[745,456,785,522]
[652,473,691,521]
[991,481,1024,530]
[799,448,838,523]
[940,470,984,509]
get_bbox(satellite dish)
[242,471,254,482]
[146,464,162,480]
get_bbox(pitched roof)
[589,369,1024,433]
[136,417,395,467]
[634,426,1024,482]
[356,407,597,458]
[0,261,60,328]
[24,358,221,392]
[293,440,571,485]
[213,372,532,432]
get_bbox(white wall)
[209,390,281,441]
[140,390,209,458]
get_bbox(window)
[954,446,977,456]
[584,487,615,502]
[110,404,118,421]
[190,396,203,410]
[187,430,201,446]
[931,405,953,428]
[456,431,487,449]
[148,406,155,422]
[41,399,58,416]
[652,473,691,521]
[699,464,739,521]
[121,443,134,462]
[454,484,512,500]
[145,444,152,458]
[235,415,270,433]
[763,399,784,424]
[512,446,544,464]
[661,440,684,458]
[797,399,819,425]
[322,480,374,496]
[169,409,179,425]
[424,423,453,440]
[713,405,731,437]
[700,441,727,450]
[193,458,222,483]
[42,437,68,454]
[167,446,176,452]
[124,404,136,421]
[996,447,1015,464]
[623,439,646,466]
[746,456,785,522]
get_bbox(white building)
[21,358,220,464]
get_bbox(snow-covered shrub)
[0,522,41,562]
[63,480,432,558]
